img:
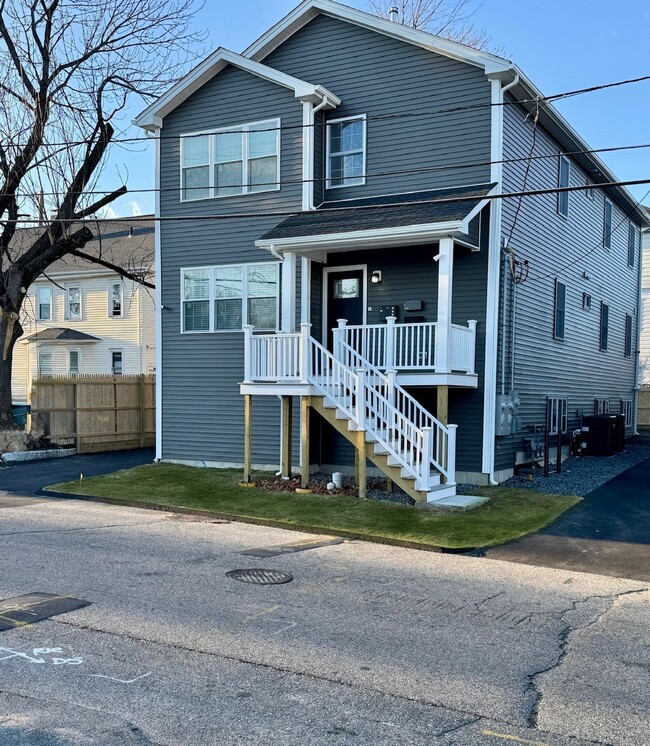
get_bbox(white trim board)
[134,47,340,132]
[322,264,368,344]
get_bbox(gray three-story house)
[135,0,647,506]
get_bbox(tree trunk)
[0,308,23,430]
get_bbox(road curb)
[38,488,467,554]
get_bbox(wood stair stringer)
[311,396,427,503]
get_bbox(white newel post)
[356,368,366,430]
[446,423,458,486]
[335,318,347,365]
[300,322,311,384]
[281,251,297,333]
[243,325,254,383]
[385,316,396,370]
[468,320,478,374]
[435,237,454,373]
[386,369,397,445]
[421,426,433,491]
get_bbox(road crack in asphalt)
[0,519,169,537]
[0,685,167,745]
[525,587,648,729]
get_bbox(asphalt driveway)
[0,448,154,497]
[474,453,650,581]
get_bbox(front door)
[326,268,365,348]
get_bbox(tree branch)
[68,249,155,289]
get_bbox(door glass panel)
[332,278,360,299]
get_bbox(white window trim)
[557,155,570,218]
[326,114,367,190]
[179,118,281,202]
[547,396,568,436]
[109,280,124,318]
[109,348,124,375]
[38,349,53,378]
[180,262,280,334]
[65,282,82,321]
[594,398,609,415]
[36,285,52,322]
[67,348,81,375]
[621,399,633,428]
[603,198,613,249]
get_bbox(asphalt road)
[0,496,648,745]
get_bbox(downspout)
[500,245,508,396]
[306,95,330,211]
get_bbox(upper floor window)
[553,279,566,340]
[624,313,633,357]
[36,286,51,321]
[558,156,570,217]
[109,282,123,318]
[600,301,609,351]
[180,119,280,201]
[628,223,638,267]
[603,199,613,249]
[585,181,594,200]
[66,283,81,320]
[181,263,278,333]
[326,115,366,189]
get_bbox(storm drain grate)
[226,569,293,585]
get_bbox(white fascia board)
[255,221,463,253]
[244,0,512,72]
[133,47,339,131]
[459,194,496,233]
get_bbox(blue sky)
[103,0,650,217]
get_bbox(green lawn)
[48,464,579,550]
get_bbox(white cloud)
[129,200,143,216]
[100,206,119,219]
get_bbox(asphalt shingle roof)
[23,328,101,343]
[260,184,496,241]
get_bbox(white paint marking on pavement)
[0,646,83,666]
[90,672,152,684]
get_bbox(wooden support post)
[300,396,310,488]
[357,429,367,499]
[386,476,393,493]
[281,395,292,479]
[244,394,252,483]
[437,385,449,425]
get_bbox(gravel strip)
[497,439,650,497]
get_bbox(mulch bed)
[257,473,389,497]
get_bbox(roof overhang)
[133,47,340,132]
[244,0,512,74]
[256,220,466,257]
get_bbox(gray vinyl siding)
[263,13,492,203]
[495,96,641,470]
[641,229,650,384]
[159,65,305,464]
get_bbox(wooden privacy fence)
[31,374,155,453]
[639,386,650,429]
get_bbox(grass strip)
[48,463,580,550]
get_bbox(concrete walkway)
[473,454,650,581]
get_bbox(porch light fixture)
[371,270,382,284]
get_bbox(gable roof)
[244,0,512,73]
[12,218,155,277]
[133,48,340,132]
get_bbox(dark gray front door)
[326,269,364,348]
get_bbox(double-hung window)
[181,263,278,333]
[600,302,609,351]
[553,279,566,340]
[628,223,638,267]
[558,156,570,217]
[68,349,80,375]
[66,283,81,320]
[38,351,53,378]
[111,350,123,375]
[181,119,279,201]
[327,115,366,188]
[624,313,633,357]
[547,397,568,435]
[594,398,609,415]
[621,399,633,428]
[603,199,613,249]
[37,286,51,321]
[109,282,123,318]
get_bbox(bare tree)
[368,0,494,50]
[0,0,204,428]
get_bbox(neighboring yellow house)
[11,218,156,406]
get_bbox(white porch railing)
[243,323,457,491]
[336,317,477,374]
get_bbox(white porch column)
[435,237,454,373]
[281,251,297,333]
[300,256,311,323]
